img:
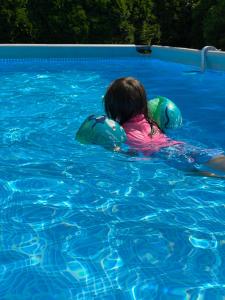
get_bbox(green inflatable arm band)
[76,97,182,147]
[76,115,127,148]
[147,96,182,130]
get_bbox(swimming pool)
[0,54,225,300]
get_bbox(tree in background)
[110,0,135,43]
[83,0,134,44]
[203,0,225,50]
[82,0,111,43]
[0,0,33,42]
[153,0,194,47]
[191,0,215,49]
[0,0,225,49]
[131,0,160,45]
[27,0,89,43]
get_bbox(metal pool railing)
[201,46,218,72]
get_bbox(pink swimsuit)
[122,114,180,154]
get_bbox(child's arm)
[113,146,138,156]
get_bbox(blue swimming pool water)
[0,57,225,300]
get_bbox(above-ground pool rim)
[0,44,225,71]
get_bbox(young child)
[103,77,225,178]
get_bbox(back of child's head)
[104,77,148,125]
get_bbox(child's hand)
[113,146,121,152]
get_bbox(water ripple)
[0,58,225,299]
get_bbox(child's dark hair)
[104,77,161,134]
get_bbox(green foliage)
[203,0,225,49]
[0,0,33,42]
[0,0,224,49]
[191,0,216,48]
[131,0,160,44]
[153,0,194,47]
[27,0,89,43]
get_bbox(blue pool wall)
[0,44,225,71]
[151,45,225,71]
[0,44,139,58]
